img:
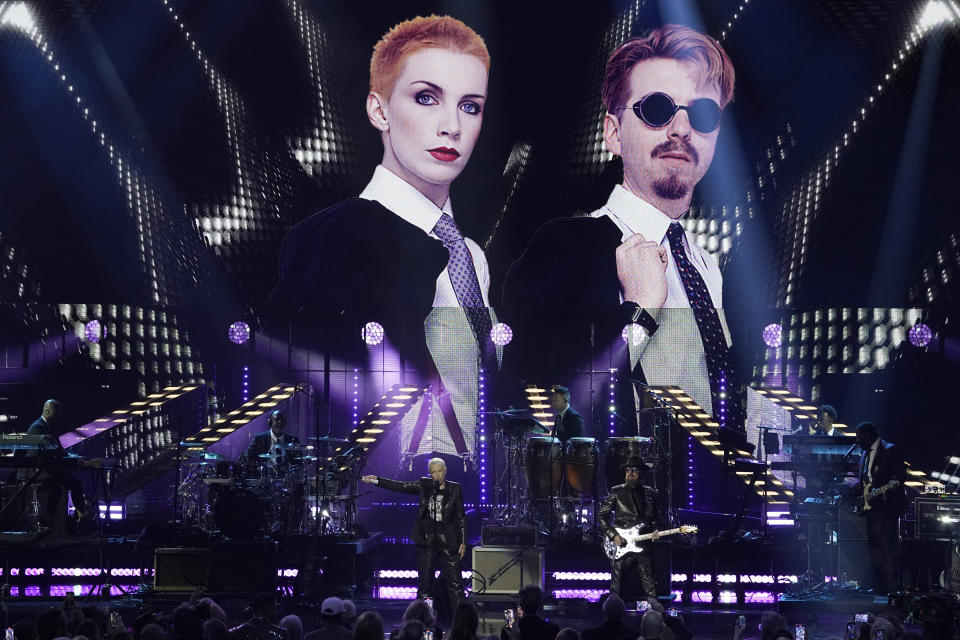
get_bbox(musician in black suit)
[854,422,906,594]
[598,456,661,600]
[244,410,301,460]
[362,458,466,609]
[549,386,584,444]
[24,399,88,533]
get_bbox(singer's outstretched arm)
[369,476,421,494]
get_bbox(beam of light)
[916,0,959,31]
[0,2,36,34]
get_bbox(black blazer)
[245,431,301,459]
[500,615,560,640]
[598,483,660,542]
[580,620,640,640]
[270,197,449,319]
[377,477,467,547]
[553,408,585,443]
[858,439,907,515]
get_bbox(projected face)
[378,48,487,199]
[608,58,720,215]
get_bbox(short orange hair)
[370,15,490,98]
[602,24,735,114]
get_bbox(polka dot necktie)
[431,214,493,352]
[666,222,743,431]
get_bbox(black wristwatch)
[619,302,659,337]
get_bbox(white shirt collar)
[359,165,453,235]
[600,184,677,245]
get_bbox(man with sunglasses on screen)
[503,24,741,431]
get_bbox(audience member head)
[518,585,545,617]
[12,621,37,640]
[760,611,788,640]
[196,599,226,623]
[341,600,356,628]
[320,597,344,624]
[403,599,435,627]
[140,624,164,640]
[75,620,100,640]
[250,593,278,622]
[869,618,895,640]
[640,610,664,640]
[278,616,302,640]
[555,629,581,640]
[449,602,480,640]
[601,593,625,623]
[645,598,665,614]
[397,620,425,640]
[352,611,385,640]
[171,604,201,640]
[37,607,68,640]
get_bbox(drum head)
[213,487,266,539]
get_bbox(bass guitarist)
[598,455,661,600]
[854,421,906,595]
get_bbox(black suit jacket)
[598,483,660,542]
[245,431,301,459]
[553,408,585,443]
[377,477,467,547]
[858,439,907,516]
[501,216,638,429]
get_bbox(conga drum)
[525,436,562,499]
[604,436,652,490]
[564,437,598,498]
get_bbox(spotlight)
[228,321,250,345]
[621,323,647,346]
[490,323,513,346]
[362,321,384,346]
[762,323,783,348]
[84,320,103,343]
[908,323,933,347]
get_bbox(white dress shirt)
[592,184,723,307]
[359,165,497,461]
[590,185,731,417]
[359,165,491,307]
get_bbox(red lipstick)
[428,147,460,162]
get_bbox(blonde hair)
[602,23,735,113]
[369,15,490,98]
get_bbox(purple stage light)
[490,322,513,346]
[908,322,933,347]
[84,319,103,343]
[228,321,250,345]
[762,323,782,348]
[362,321,385,345]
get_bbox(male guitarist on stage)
[598,455,661,600]
[854,421,906,595]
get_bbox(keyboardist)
[21,399,88,533]
[806,404,837,436]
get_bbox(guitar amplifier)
[471,546,544,595]
[481,524,539,547]
[916,495,960,540]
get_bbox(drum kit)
[489,409,658,541]
[177,435,363,539]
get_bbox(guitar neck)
[636,527,684,541]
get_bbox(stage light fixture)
[84,319,103,343]
[621,323,647,346]
[228,321,250,345]
[908,322,933,347]
[762,323,782,348]
[361,321,384,346]
[489,322,513,346]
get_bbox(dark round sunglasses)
[619,92,723,134]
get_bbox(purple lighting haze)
[362,321,385,346]
[490,323,513,346]
[908,323,933,347]
[84,320,102,343]
[228,321,250,345]
[762,323,783,348]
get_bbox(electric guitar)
[603,525,698,560]
[853,480,901,515]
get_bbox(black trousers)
[610,552,656,601]
[416,530,463,608]
[864,510,900,592]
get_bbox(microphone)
[841,443,858,462]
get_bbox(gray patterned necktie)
[431,214,493,347]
